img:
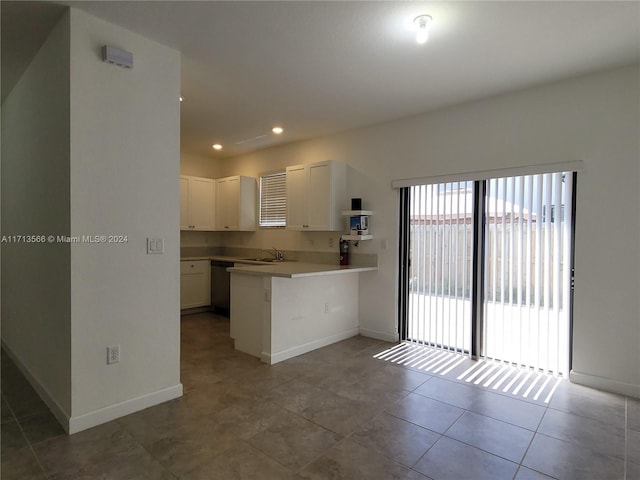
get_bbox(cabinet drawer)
[180,260,209,274]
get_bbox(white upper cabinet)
[180,175,215,231]
[285,165,309,230]
[286,160,346,231]
[215,176,256,231]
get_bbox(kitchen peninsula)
[228,262,376,364]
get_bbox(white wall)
[201,65,640,396]
[1,13,72,417]
[68,9,182,423]
[180,151,221,178]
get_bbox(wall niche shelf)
[341,210,373,216]
[340,210,373,242]
[341,234,373,241]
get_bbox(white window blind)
[407,182,474,355]
[259,172,286,227]
[404,171,574,377]
[483,172,573,376]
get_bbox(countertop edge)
[181,255,274,265]
[227,264,377,278]
[181,257,378,277]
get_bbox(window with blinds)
[259,171,287,227]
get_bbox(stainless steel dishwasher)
[211,260,233,315]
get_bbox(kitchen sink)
[242,257,283,263]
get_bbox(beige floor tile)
[549,381,626,428]
[414,436,519,480]
[0,446,46,480]
[210,399,287,440]
[298,438,413,480]
[47,445,177,480]
[468,388,546,430]
[145,417,240,476]
[265,379,381,436]
[2,313,636,479]
[117,396,206,447]
[628,397,640,431]
[514,466,557,479]
[1,395,16,424]
[523,433,625,480]
[627,428,640,465]
[184,440,295,480]
[246,409,342,471]
[350,411,439,467]
[538,408,626,460]
[19,411,66,445]
[1,420,29,456]
[386,392,464,434]
[33,422,138,478]
[445,410,534,463]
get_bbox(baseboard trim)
[68,383,183,434]
[358,328,399,343]
[569,370,640,399]
[1,340,71,433]
[2,340,184,435]
[262,328,359,364]
[180,306,212,316]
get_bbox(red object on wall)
[340,240,349,265]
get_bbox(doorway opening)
[399,171,576,377]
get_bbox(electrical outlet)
[328,237,335,248]
[107,345,120,364]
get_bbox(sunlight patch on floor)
[374,342,563,403]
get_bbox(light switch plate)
[147,237,164,254]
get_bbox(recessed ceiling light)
[272,126,284,135]
[179,96,184,102]
[212,144,223,150]
[413,15,433,44]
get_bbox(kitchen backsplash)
[180,245,377,267]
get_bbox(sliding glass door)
[405,182,474,354]
[400,171,575,376]
[483,172,573,375]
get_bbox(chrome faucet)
[265,247,284,261]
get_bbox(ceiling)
[3,1,639,159]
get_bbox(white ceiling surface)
[9,1,640,158]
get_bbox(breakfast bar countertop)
[227,262,377,278]
[180,255,276,265]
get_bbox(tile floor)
[1,312,638,479]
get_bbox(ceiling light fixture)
[272,126,284,135]
[413,15,432,44]
[179,96,184,102]
[212,144,222,150]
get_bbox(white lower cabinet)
[180,260,211,309]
